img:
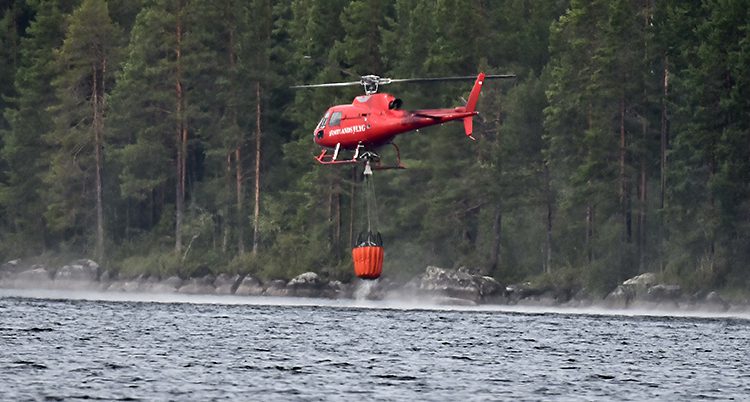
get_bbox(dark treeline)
[0,0,748,294]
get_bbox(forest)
[0,0,748,296]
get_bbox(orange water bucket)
[352,246,384,279]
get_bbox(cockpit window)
[317,112,330,130]
[329,111,342,127]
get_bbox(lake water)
[1,288,749,400]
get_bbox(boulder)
[99,270,112,282]
[0,260,20,286]
[286,272,324,297]
[605,273,683,309]
[12,265,54,288]
[327,280,348,299]
[623,272,657,287]
[410,266,499,303]
[107,274,148,292]
[141,276,183,293]
[264,279,289,297]
[214,273,241,295]
[505,282,551,303]
[178,275,216,294]
[54,259,100,287]
[235,275,264,296]
[702,291,730,312]
[288,271,323,287]
[647,284,682,301]
[1,259,23,275]
[604,285,633,308]
[477,276,502,299]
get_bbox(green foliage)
[0,0,749,297]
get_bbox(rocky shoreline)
[1,259,747,313]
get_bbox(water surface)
[1,289,748,400]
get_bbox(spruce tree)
[0,1,71,255]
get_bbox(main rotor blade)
[386,74,516,84]
[290,81,362,89]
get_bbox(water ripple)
[1,294,749,400]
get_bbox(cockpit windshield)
[316,112,330,130]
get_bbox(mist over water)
[354,279,378,301]
[2,289,749,400]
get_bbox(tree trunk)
[236,148,245,255]
[586,204,594,263]
[222,153,232,253]
[619,96,631,243]
[659,55,669,271]
[544,164,553,274]
[174,6,185,255]
[334,185,341,259]
[226,24,244,257]
[489,204,501,275]
[93,60,105,263]
[252,81,262,255]
[639,120,647,272]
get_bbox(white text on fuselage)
[328,125,367,137]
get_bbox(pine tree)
[110,0,206,258]
[45,0,122,261]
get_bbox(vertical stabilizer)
[463,72,485,139]
[465,72,486,113]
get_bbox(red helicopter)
[292,72,515,169]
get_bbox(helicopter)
[292,72,515,169]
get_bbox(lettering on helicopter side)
[328,124,367,137]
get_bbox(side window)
[329,111,342,127]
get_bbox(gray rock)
[647,284,682,301]
[623,272,657,287]
[99,270,112,283]
[235,275,264,296]
[477,276,502,298]
[505,281,554,303]
[606,273,684,309]
[1,259,23,275]
[287,272,324,297]
[411,266,483,303]
[178,276,216,294]
[214,273,241,295]
[13,265,54,288]
[702,291,730,312]
[141,276,182,293]
[327,280,348,298]
[162,276,184,290]
[605,285,633,308]
[55,260,99,282]
[264,279,289,297]
[108,274,148,292]
[288,272,322,287]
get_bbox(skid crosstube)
[314,143,405,170]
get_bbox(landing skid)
[315,143,406,170]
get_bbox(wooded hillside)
[1,0,748,294]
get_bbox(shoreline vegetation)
[1,258,745,314]
[1,1,749,298]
